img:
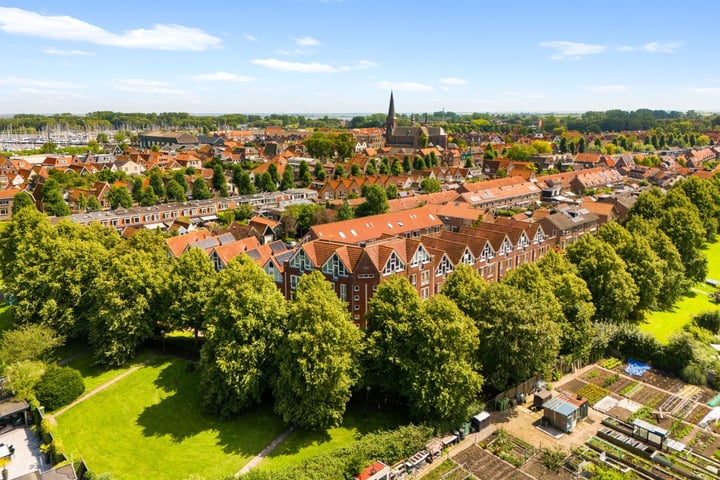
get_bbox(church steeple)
[385,91,397,143]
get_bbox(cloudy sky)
[0,0,718,114]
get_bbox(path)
[235,426,295,476]
[47,364,144,422]
[56,349,89,366]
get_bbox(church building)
[384,92,448,150]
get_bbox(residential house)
[0,188,20,221]
[539,206,599,248]
[139,131,199,149]
[248,216,280,244]
[456,177,541,211]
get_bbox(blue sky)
[0,0,718,115]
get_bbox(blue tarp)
[625,359,651,377]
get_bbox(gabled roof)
[165,230,213,257]
[210,236,261,266]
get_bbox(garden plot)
[453,444,532,480]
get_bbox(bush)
[694,311,720,334]
[681,363,707,386]
[35,365,85,411]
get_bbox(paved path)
[48,364,144,422]
[235,426,295,476]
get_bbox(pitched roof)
[307,205,443,244]
[165,230,213,257]
[211,236,261,265]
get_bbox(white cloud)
[0,6,221,51]
[617,42,682,54]
[376,81,434,92]
[0,76,82,89]
[441,77,467,86]
[243,33,257,42]
[584,85,628,94]
[192,71,252,82]
[113,79,188,95]
[251,58,377,73]
[294,36,321,47]
[539,41,606,60]
[43,46,94,56]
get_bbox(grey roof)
[217,233,236,245]
[543,397,578,416]
[0,398,29,417]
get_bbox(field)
[640,240,720,343]
[55,358,286,480]
[55,355,406,479]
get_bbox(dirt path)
[47,363,145,424]
[235,426,295,476]
[56,349,89,366]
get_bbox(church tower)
[385,91,397,143]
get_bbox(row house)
[539,206,599,249]
[0,188,19,221]
[278,215,552,326]
[569,168,624,193]
[456,177,541,211]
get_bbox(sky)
[0,0,719,115]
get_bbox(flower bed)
[576,384,612,406]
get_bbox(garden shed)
[533,389,552,409]
[471,411,490,432]
[543,394,588,433]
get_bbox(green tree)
[107,185,133,209]
[86,195,101,212]
[212,164,228,197]
[140,185,158,206]
[333,164,345,179]
[166,179,186,203]
[192,177,212,200]
[565,235,639,323]
[624,216,687,308]
[267,163,279,186]
[12,191,35,214]
[390,159,402,176]
[273,271,362,429]
[167,247,215,339]
[676,176,719,241]
[659,189,707,282]
[173,170,188,193]
[597,222,663,316]
[0,324,64,365]
[232,168,255,195]
[149,170,165,200]
[304,132,335,159]
[131,176,144,203]
[88,237,171,367]
[280,167,295,190]
[356,184,389,217]
[385,184,399,200]
[337,200,354,221]
[200,256,287,417]
[41,178,70,216]
[475,282,562,391]
[34,365,85,411]
[420,177,441,193]
[366,277,483,424]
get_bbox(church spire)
[385,91,397,143]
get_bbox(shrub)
[35,365,85,411]
[694,311,720,334]
[681,363,707,386]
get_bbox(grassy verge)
[55,358,286,480]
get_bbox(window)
[410,274,417,286]
[421,270,430,286]
[354,304,360,310]
[358,273,374,279]
[436,255,453,277]
[461,248,474,265]
[0,208,7,216]
[383,252,405,276]
[354,285,360,292]
[411,245,431,267]
[354,295,360,301]
[421,287,429,299]
[322,253,347,278]
[340,284,347,302]
[354,314,359,320]
[290,275,300,290]
[290,250,313,271]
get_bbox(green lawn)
[55,358,286,480]
[258,404,405,471]
[640,241,720,343]
[62,350,153,393]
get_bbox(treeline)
[1,174,719,432]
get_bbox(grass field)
[55,357,286,480]
[640,241,720,343]
[258,402,405,471]
[62,350,153,394]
